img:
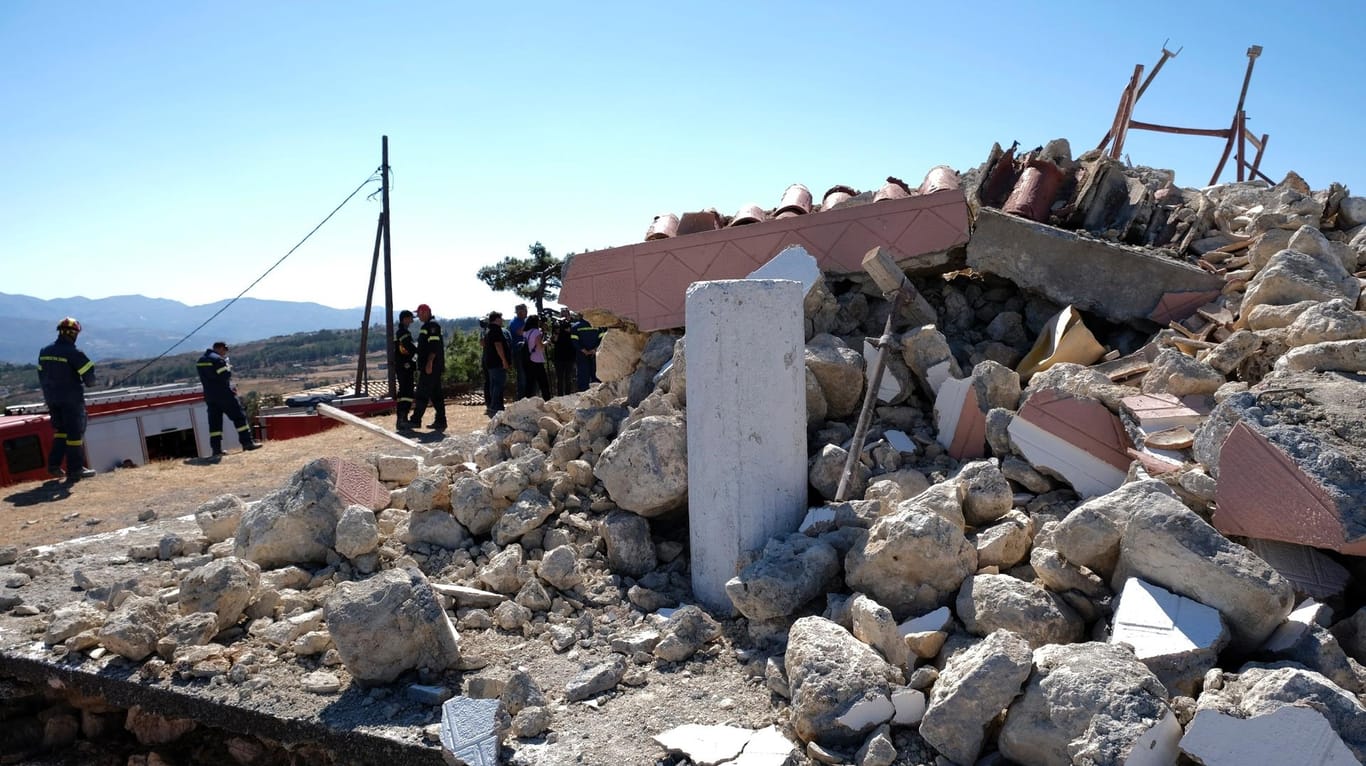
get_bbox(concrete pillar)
[686,279,807,614]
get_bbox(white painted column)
[686,279,807,614]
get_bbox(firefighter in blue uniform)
[196,341,261,458]
[570,314,602,392]
[407,303,447,430]
[394,309,417,430]
[37,317,98,483]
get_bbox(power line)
[114,168,382,387]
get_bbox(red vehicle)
[1,384,394,487]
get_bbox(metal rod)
[1209,112,1241,185]
[1250,133,1270,178]
[355,212,383,395]
[1128,120,1231,138]
[1134,42,1181,101]
[834,290,906,502]
[1235,111,1247,182]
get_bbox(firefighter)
[394,309,417,430]
[196,341,261,458]
[37,317,98,483]
[407,303,447,430]
[570,313,602,392]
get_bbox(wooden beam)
[317,403,431,454]
[1128,120,1231,139]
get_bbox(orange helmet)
[57,317,82,335]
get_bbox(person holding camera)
[482,311,511,417]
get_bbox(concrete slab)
[1245,538,1350,601]
[746,245,821,296]
[1110,578,1226,660]
[561,188,970,331]
[966,208,1223,325]
[1179,705,1357,765]
[1008,389,1131,498]
[686,280,807,614]
[439,696,503,766]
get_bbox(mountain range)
[0,293,372,364]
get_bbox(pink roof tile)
[1214,422,1366,555]
[1016,389,1132,472]
[561,188,970,331]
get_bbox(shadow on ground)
[3,480,72,506]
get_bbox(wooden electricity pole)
[354,136,398,399]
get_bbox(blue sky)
[4,1,1363,321]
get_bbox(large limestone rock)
[1194,665,1366,762]
[1284,298,1366,347]
[334,505,380,559]
[1241,247,1360,319]
[234,459,347,568]
[955,574,1084,648]
[178,556,260,632]
[726,534,840,621]
[784,616,901,748]
[805,334,866,419]
[1115,488,1295,653]
[195,495,246,544]
[1051,479,1163,579]
[845,507,976,620]
[595,415,688,516]
[999,642,1176,766]
[1140,347,1225,397]
[97,597,167,661]
[595,326,649,383]
[920,630,1032,766]
[598,510,656,578]
[492,489,555,546]
[323,567,461,685]
[451,476,499,535]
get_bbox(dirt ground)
[0,403,491,551]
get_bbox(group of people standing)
[483,303,601,417]
[389,301,602,430]
[393,303,447,431]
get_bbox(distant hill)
[0,293,379,364]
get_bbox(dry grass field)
[0,403,489,550]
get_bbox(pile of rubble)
[4,138,1366,765]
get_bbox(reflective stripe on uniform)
[209,431,222,437]
[236,425,250,433]
[54,432,67,439]
[67,439,83,446]
[77,361,94,375]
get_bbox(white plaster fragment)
[1111,578,1225,660]
[1179,706,1356,765]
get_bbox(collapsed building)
[4,138,1366,766]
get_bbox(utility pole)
[381,136,396,399]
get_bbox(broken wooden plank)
[317,403,431,454]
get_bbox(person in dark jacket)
[552,308,577,394]
[393,309,417,430]
[38,317,98,483]
[196,341,261,457]
[482,311,511,417]
[570,314,602,392]
[408,303,447,430]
